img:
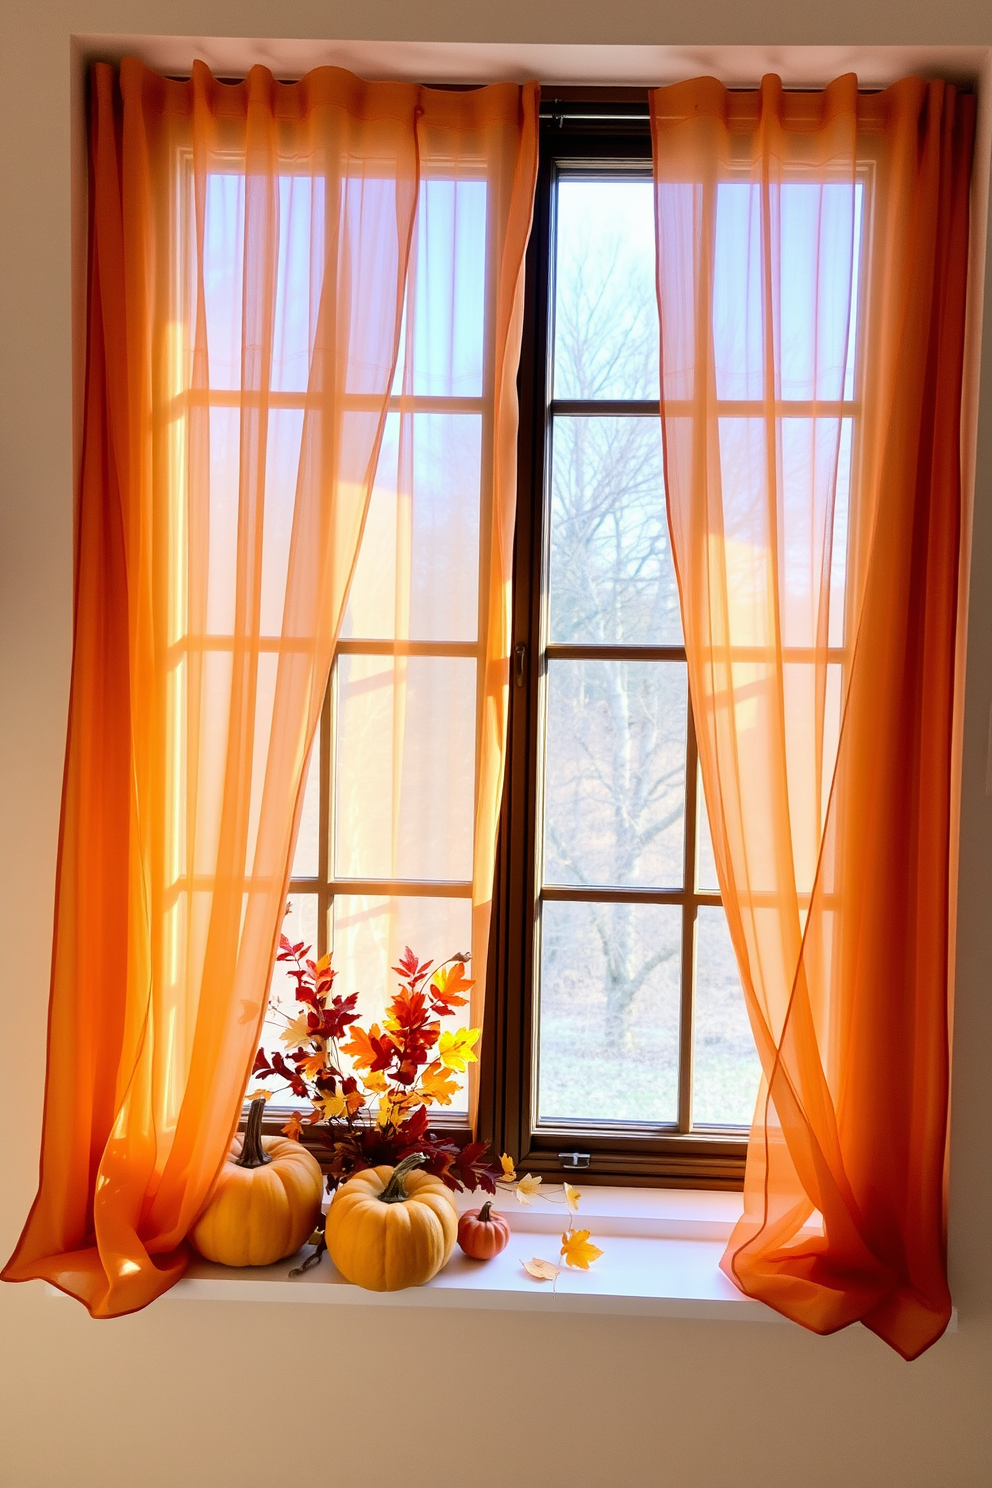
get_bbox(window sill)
[44,1188,958,1326]
[27,1189,755,1322]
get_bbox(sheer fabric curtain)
[326,88,538,1123]
[651,74,974,1358]
[3,59,534,1316]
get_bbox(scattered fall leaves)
[560,1229,604,1270]
[523,1258,560,1283]
[515,1174,543,1205]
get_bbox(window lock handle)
[514,641,527,688]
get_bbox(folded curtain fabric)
[3,58,537,1315]
[651,73,974,1359]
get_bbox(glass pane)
[693,907,762,1126]
[538,900,680,1123]
[392,177,487,398]
[712,180,862,404]
[256,893,320,1106]
[544,660,686,889]
[342,412,481,643]
[332,893,473,1111]
[203,173,245,392]
[553,178,659,401]
[548,418,681,645]
[695,768,720,893]
[334,655,476,881]
[292,718,320,878]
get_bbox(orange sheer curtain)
[3,59,534,1316]
[317,87,538,1125]
[651,74,974,1359]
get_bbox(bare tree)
[543,207,685,1058]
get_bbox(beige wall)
[3,4,992,1485]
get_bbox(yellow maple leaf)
[437,1027,481,1073]
[516,1173,543,1205]
[246,1089,273,1103]
[281,1112,305,1141]
[523,1257,560,1282]
[280,1012,313,1048]
[314,1090,347,1121]
[560,1229,604,1270]
[499,1153,517,1183]
[376,1093,415,1128]
[362,1069,388,1095]
[298,1051,327,1082]
[417,1062,461,1107]
[564,1182,581,1212]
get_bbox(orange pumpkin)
[326,1153,458,1291]
[190,1097,323,1268]
[457,1200,510,1260]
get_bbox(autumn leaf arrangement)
[248,918,605,1283]
[249,930,502,1270]
[496,1156,605,1289]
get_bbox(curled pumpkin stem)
[478,1200,494,1223]
[379,1152,426,1203]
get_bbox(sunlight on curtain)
[652,73,974,1358]
[264,100,538,1120]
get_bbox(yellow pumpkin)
[326,1153,458,1291]
[190,1097,323,1267]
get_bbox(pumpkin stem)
[236,1096,273,1170]
[379,1151,426,1204]
[478,1200,494,1223]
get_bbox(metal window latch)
[514,641,527,688]
[559,1151,591,1170]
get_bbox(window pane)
[696,767,720,892]
[712,180,862,403]
[342,412,481,643]
[332,893,472,1111]
[692,907,762,1126]
[538,900,680,1123]
[392,177,487,398]
[544,660,686,889]
[553,179,659,401]
[292,718,320,878]
[334,655,476,881]
[548,418,681,645]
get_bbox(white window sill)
[45,1187,957,1327]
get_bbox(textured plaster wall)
[2,4,991,1485]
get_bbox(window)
[259,91,864,1187]
[490,98,863,1185]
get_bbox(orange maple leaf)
[339,1024,380,1070]
[281,1112,305,1141]
[560,1229,604,1270]
[430,962,475,1010]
